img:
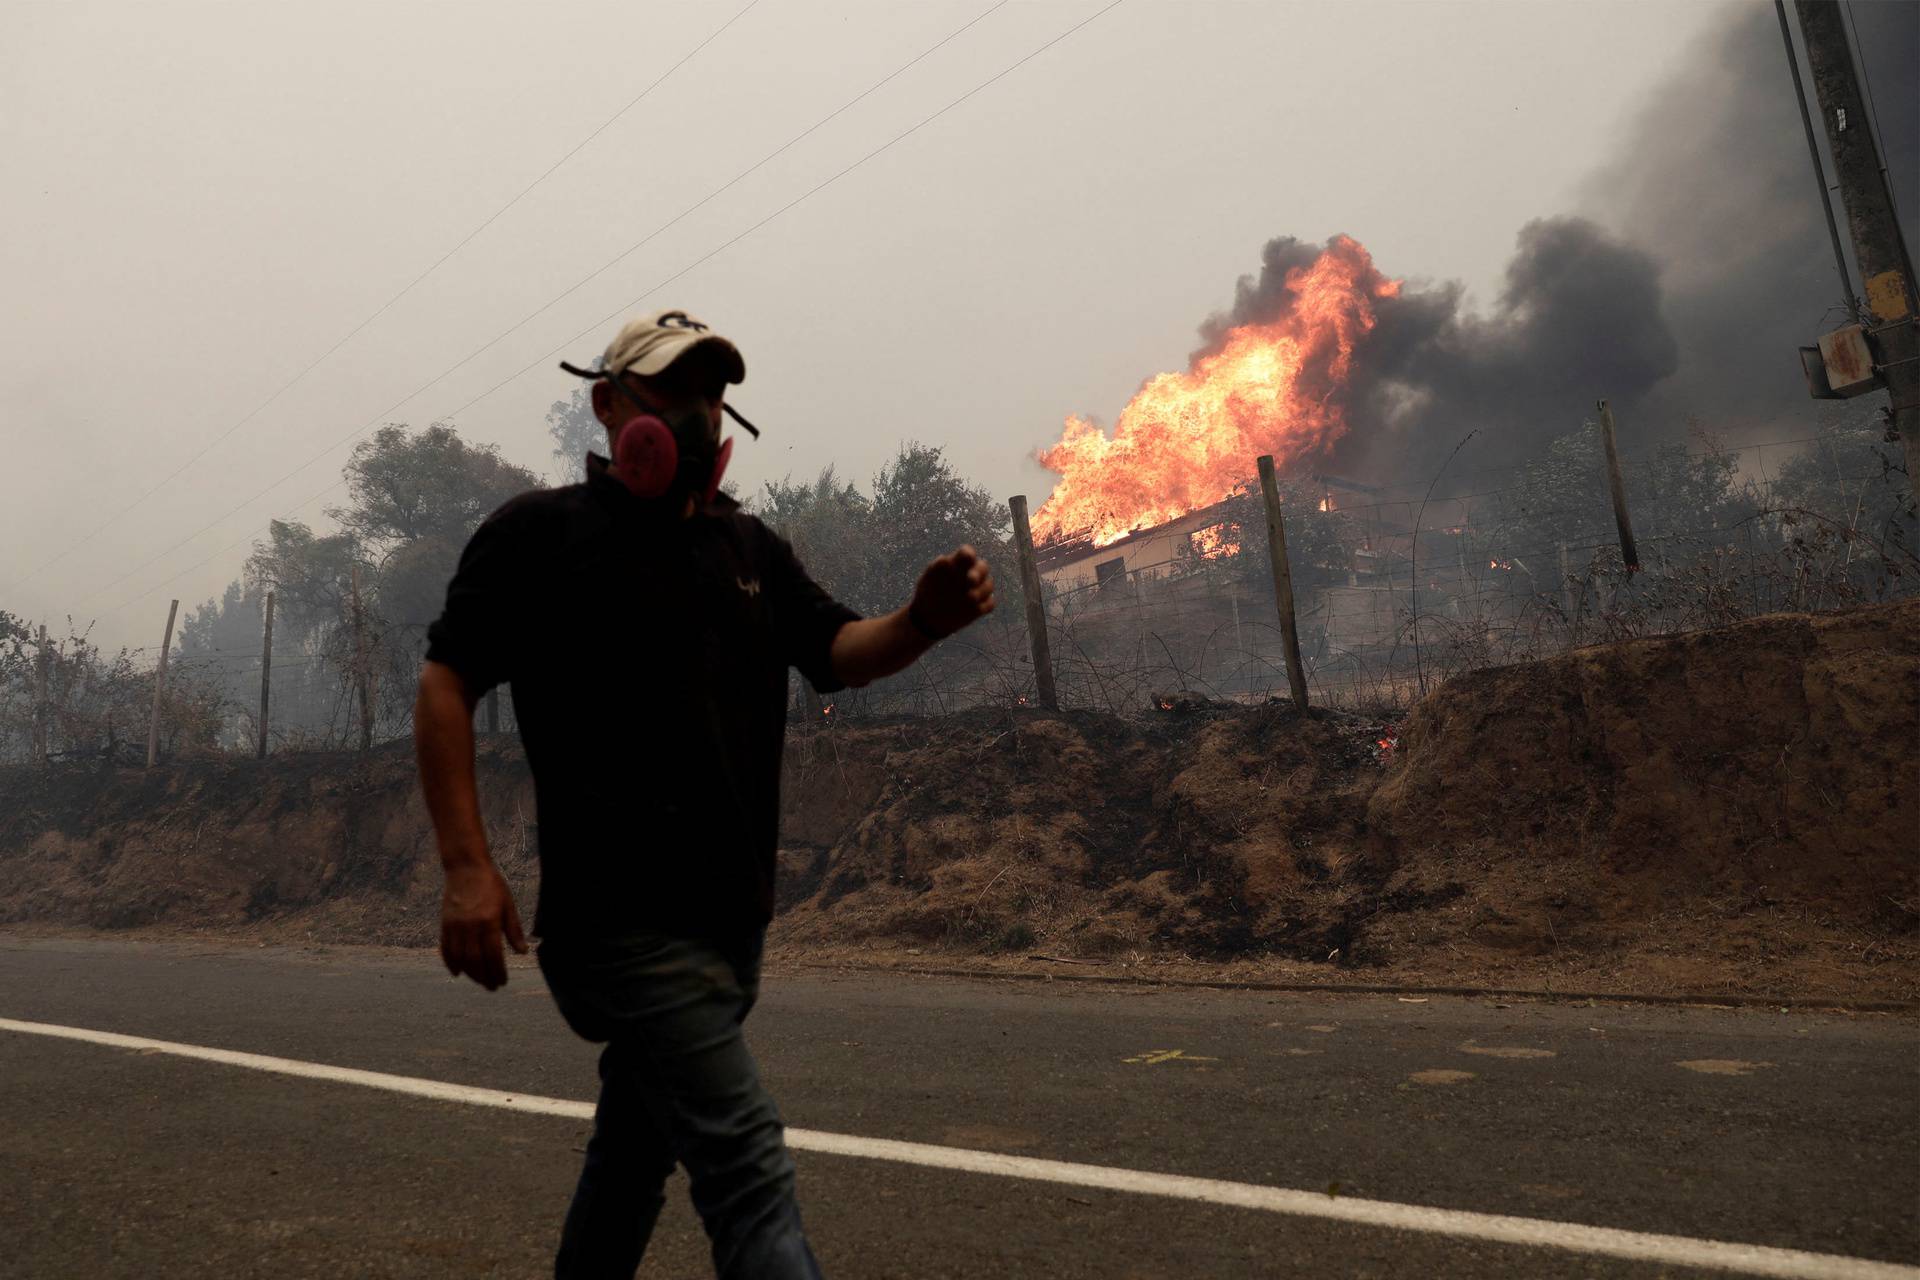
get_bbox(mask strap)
[559,360,761,439]
[722,402,760,439]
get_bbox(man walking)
[413,309,995,1278]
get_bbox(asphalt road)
[1,934,1915,1279]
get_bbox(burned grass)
[0,601,1913,999]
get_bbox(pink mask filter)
[611,414,679,499]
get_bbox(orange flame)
[1032,236,1398,546]
[1191,525,1240,559]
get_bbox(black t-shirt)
[424,453,859,943]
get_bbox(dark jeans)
[538,929,823,1280]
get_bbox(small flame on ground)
[1032,235,1399,547]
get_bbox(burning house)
[1028,235,1396,554]
[1033,498,1238,598]
[1021,233,1563,684]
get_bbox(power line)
[7,0,761,594]
[440,0,1130,426]
[63,0,1122,623]
[80,477,344,618]
[71,1,1018,619]
[384,0,1012,415]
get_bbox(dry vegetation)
[1,600,1913,1002]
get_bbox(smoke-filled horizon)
[6,1,1913,647]
[1033,1,1918,523]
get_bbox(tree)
[863,443,1010,615]
[0,612,224,763]
[331,423,541,554]
[1481,421,1757,558]
[752,445,1010,619]
[1771,404,1917,557]
[546,386,604,483]
[756,466,872,609]
[245,520,362,649]
[326,423,542,631]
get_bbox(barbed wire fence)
[820,424,1918,721]
[4,418,1915,766]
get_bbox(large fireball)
[1032,235,1398,546]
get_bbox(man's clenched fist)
[909,545,996,640]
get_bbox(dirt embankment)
[1,601,1914,998]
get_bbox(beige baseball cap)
[602,309,745,384]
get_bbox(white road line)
[2,1015,1913,1280]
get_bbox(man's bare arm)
[414,660,525,990]
[831,546,996,688]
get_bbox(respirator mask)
[560,360,761,509]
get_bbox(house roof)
[1034,498,1236,573]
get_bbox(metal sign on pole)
[1007,496,1059,711]
[1255,456,1310,711]
[1791,0,1920,496]
[146,600,179,769]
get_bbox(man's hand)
[440,861,528,991]
[909,545,996,640]
[829,546,996,687]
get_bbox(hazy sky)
[2,0,1753,648]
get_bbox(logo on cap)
[658,311,709,333]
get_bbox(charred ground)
[1,601,1913,1001]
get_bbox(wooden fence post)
[1596,400,1641,573]
[34,623,49,764]
[1007,496,1058,710]
[1256,456,1310,710]
[486,686,500,735]
[1557,542,1576,621]
[146,599,179,769]
[350,566,373,752]
[257,591,274,759]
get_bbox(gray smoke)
[1195,218,1679,480]
[1194,1,1918,486]
[1587,0,1917,436]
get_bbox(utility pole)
[257,591,274,760]
[1007,496,1059,710]
[1256,456,1310,710]
[1794,0,1920,493]
[146,600,178,769]
[1775,0,1857,314]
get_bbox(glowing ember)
[1032,235,1398,547]
[1191,525,1241,559]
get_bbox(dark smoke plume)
[1196,219,1679,480]
[1193,1,1917,486]
[1586,0,1917,435]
